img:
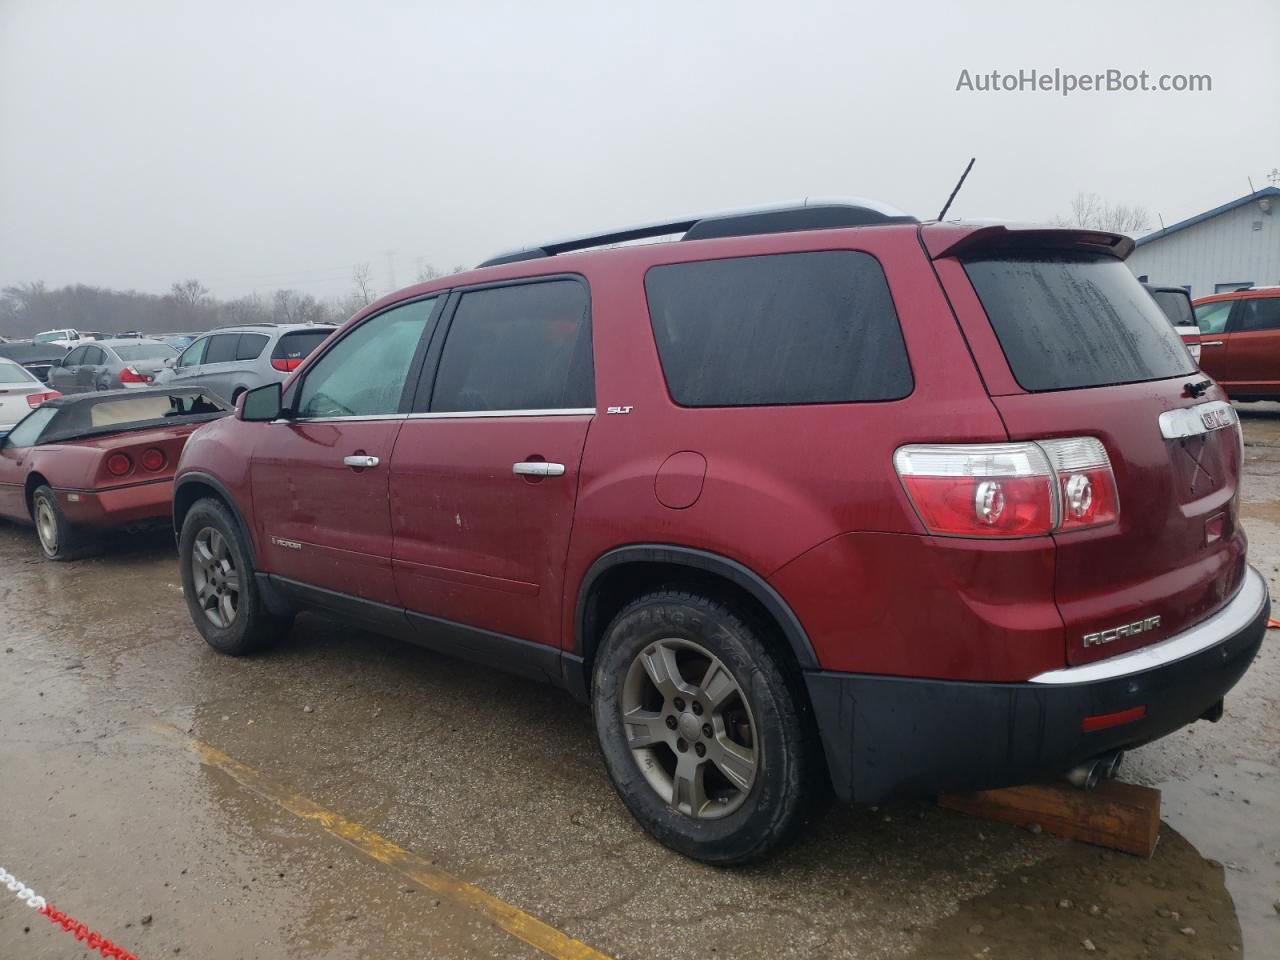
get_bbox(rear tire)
[179,496,292,655]
[592,590,820,864]
[31,485,98,561]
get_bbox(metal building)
[1127,186,1280,298]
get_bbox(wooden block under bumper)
[938,779,1161,858]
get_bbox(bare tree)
[170,278,210,307]
[415,262,442,283]
[352,262,377,306]
[1056,193,1151,234]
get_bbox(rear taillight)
[140,447,166,471]
[271,357,303,372]
[118,366,152,384]
[26,390,61,408]
[105,453,133,477]
[1039,437,1120,532]
[895,437,1120,538]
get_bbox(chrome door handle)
[1200,340,1224,346]
[513,461,565,477]
[343,455,379,468]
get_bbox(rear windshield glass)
[114,343,178,361]
[1150,290,1195,328]
[964,253,1197,391]
[645,251,913,407]
[273,330,332,360]
[0,363,35,383]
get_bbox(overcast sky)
[2,0,1277,302]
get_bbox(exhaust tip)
[1104,750,1125,780]
[1065,759,1102,790]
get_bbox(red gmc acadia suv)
[173,200,1268,864]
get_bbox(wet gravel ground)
[1,406,1278,959]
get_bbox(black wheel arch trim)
[574,544,820,671]
[173,471,258,566]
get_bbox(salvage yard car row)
[0,202,1268,865]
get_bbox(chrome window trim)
[282,408,596,424]
[281,413,405,424]
[1029,566,1267,685]
[407,407,596,420]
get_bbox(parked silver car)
[154,323,335,403]
[0,357,59,431]
[48,338,178,393]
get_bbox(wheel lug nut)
[674,698,685,711]
[694,742,706,757]
[702,723,712,738]
[692,702,703,715]
[665,715,677,730]
[676,739,688,752]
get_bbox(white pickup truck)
[32,328,84,349]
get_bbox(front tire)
[179,496,292,655]
[592,591,819,864]
[31,485,97,561]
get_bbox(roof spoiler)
[922,223,1135,261]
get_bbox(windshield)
[963,253,1197,391]
[114,343,178,361]
[32,331,69,343]
[4,406,57,446]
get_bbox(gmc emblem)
[1201,407,1234,430]
[1083,615,1161,648]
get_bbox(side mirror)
[164,356,176,368]
[239,381,283,422]
[50,357,63,367]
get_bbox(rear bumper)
[805,566,1269,804]
[57,479,175,527]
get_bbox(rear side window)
[235,333,269,360]
[428,280,593,412]
[644,251,912,407]
[272,330,331,361]
[964,253,1197,391]
[203,334,239,364]
[1235,297,1280,333]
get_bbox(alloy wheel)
[620,638,759,819]
[35,499,58,555]
[191,526,240,629]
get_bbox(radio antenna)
[937,157,976,221]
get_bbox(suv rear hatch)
[928,225,1246,666]
[271,328,334,371]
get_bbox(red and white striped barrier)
[2,865,140,960]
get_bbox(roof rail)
[213,322,279,330]
[477,197,917,268]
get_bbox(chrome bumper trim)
[1029,566,1268,685]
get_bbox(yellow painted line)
[152,723,613,960]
